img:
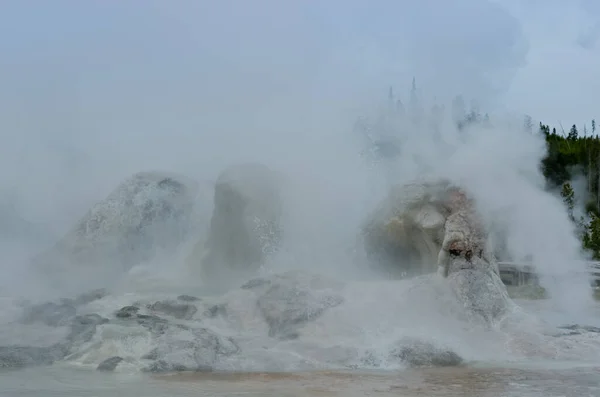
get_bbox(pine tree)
[451,95,466,130]
[561,182,575,222]
[568,124,579,140]
[524,115,533,133]
[583,213,600,259]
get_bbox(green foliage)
[561,182,575,221]
[540,121,600,191]
[371,86,600,262]
[540,120,600,258]
[582,213,600,259]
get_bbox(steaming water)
[2,259,600,397]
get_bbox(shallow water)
[2,363,600,396]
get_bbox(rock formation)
[4,269,595,373]
[188,163,283,288]
[362,180,455,277]
[362,178,510,324]
[0,271,344,372]
[32,171,199,289]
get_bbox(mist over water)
[0,3,599,392]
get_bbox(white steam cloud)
[0,1,596,316]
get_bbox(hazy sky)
[1,1,597,119]
[0,0,599,233]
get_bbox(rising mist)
[0,1,597,318]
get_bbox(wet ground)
[3,364,599,397]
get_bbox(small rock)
[97,356,123,372]
[177,294,201,302]
[559,324,600,334]
[360,350,382,367]
[256,274,344,338]
[278,331,300,341]
[240,278,271,290]
[115,306,139,318]
[142,360,211,373]
[136,314,169,334]
[390,339,463,368]
[141,348,159,360]
[205,304,227,318]
[67,314,109,346]
[143,360,185,373]
[192,328,241,357]
[144,328,240,373]
[147,300,197,320]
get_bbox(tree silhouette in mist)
[357,86,600,259]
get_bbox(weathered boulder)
[189,163,283,287]
[362,178,510,324]
[388,337,463,368]
[141,327,240,373]
[147,300,198,320]
[362,179,455,278]
[254,272,345,340]
[32,171,199,289]
[1,306,110,369]
[97,356,124,372]
[19,288,108,327]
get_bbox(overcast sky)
[0,0,599,232]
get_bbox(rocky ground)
[3,270,599,373]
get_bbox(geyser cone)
[362,178,512,325]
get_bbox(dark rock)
[389,338,463,368]
[143,360,186,373]
[144,328,240,373]
[177,294,201,302]
[147,300,197,320]
[278,331,300,341]
[205,304,227,318]
[558,324,600,334]
[97,356,123,372]
[115,306,139,318]
[136,314,169,334]
[73,313,109,326]
[142,360,212,373]
[21,301,76,327]
[240,277,271,290]
[192,328,240,357]
[360,350,382,367]
[141,348,159,360]
[67,314,109,346]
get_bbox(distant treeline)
[359,84,600,258]
[458,108,600,258]
[537,120,600,259]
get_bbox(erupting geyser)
[362,178,511,324]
